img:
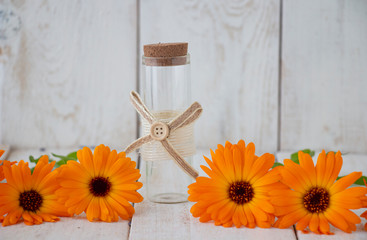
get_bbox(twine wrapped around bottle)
[124,91,202,179]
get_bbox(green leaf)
[66,151,78,160]
[51,151,77,167]
[336,175,367,186]
[28,151,77,173]
[51,153,68,160]
[272,162,284,168]
[55,160,64,167]
[52,151,77,161]
[290,149,315,164]
[29,155,41,163]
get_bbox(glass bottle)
[140,43,194,203]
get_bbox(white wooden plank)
[1,0,137,149]
[276,152,367,239]
[281,0,367,153]
[0,148,139,240]
[140,0,280,153]
[189,219,296,240]
[129,148,297,240]
[0,213,129,240]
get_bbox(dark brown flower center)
[19,190,43,212]
[303,187,330,213]
[228,181,254,205]
[89,177,111,197]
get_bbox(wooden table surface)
[0,148,366,240]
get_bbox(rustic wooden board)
[276,152,367,239]
[0,148,138,240]
[0,213,129,240]
[129,148,297,240]
[140,0,280,153]
[1,0,137,149]
[280,0,367,153]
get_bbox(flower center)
[89,177,111,197]
[228,181,254,205]
[19,190,43,212]
[303,187,330,213]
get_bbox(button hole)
[160,132,163,134]
[160,128,163,130]
[156,128,158,130]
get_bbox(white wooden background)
[0,0,366,153]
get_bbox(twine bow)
[124,91,202,179]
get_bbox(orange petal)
[238,205,248,226]
[232,146,243,181]
[253,169,280,187]
[321,151,335,187]
[325,151,343,188]
[309,213,319,233]
[243,204,255,225]
[280,167,305,192]
[247,153,274,182]
[218,201,236,223]
[278,208,307,228]
[333,186,367,199]
[86,197,100,222]
[332,207,361,224]
[7,209,22,225]
[330,172,362,194]
[298,151,316,185]
[295,213,312,231]
[315,150,327,186]
[283,159,312,189]
[318,213,332,234]
[249,203,268,222]
[78,147,95,176]
[243,143,256,179]
[232,208,242,228]
[199,213,211,222]
[223,147,235,182]
[324,209,350,233]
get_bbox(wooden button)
[150,122,169,141]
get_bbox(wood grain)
[281,0,367,153]
[140,0,280,153]
[1,0,137,149]
[0,216,129,240]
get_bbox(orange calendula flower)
[360,180,367,231]
[188,140,281,228]
[270,150,367,234]
[0,156,70,226]
[56,144,143,222]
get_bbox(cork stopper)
[143,42,188,66]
